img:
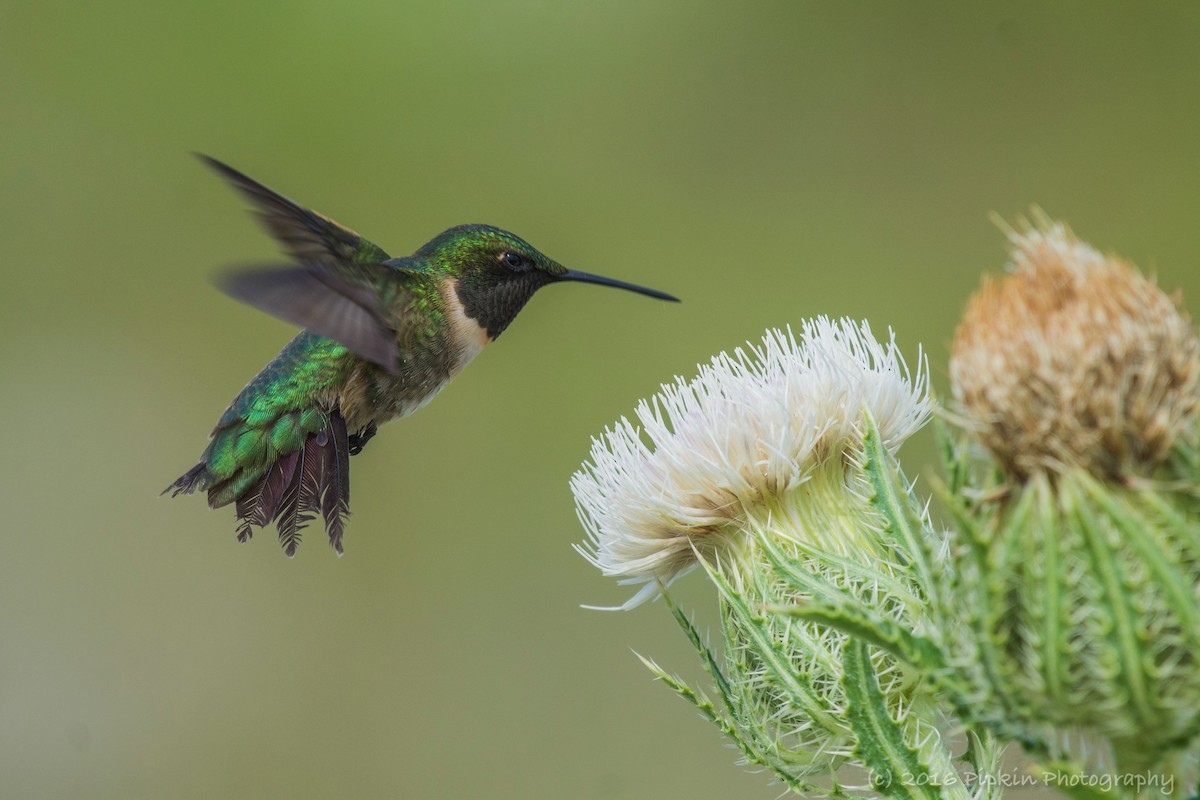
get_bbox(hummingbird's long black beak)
[560,269,680,302]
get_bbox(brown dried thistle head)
[950,214,1200,480]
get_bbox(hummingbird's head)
[417,224,678,339]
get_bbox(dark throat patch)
[454,272,551,338]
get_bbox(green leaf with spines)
[1064,475,1159,751]
[930,476,988,555]
[1081,472,1200,636]
[841,639,943,800]
[860,411,942,618]
[758,530,923,619]
[1030,471,1066,707]
[771,602,942,680]
[717,591,853,785]
[697,553,843,734]
[754,527,945,676]
[943,475,1052,755]
[637,653,814,792]
[933,414,969,499]
[660,588,736,716]
[976,475,1041,730]
[1137,488,1200,561]
[655,586,848,792]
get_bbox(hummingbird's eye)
[501,251,524,269]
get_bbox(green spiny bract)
[939,430,1200,778]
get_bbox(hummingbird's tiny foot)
[348,422,378,456]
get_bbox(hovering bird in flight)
[165,156,679,556]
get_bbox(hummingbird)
[165,156,678,556]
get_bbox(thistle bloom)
[944,215,1200,779]
[572,319,1002,797]
[572,317,931,609]
[951,214,1200,478]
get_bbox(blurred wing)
[216,265,399,373]
[198,154,391,267]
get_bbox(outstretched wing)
[198,155,416,373]
[214,264,400,372]
[198,154,391,267]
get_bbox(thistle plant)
[573,319,1001,797]
[940,215,1200,787]
[570,217,1200,799]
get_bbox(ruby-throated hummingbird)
[165,156,678,556]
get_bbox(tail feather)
[233,449,301,543]
[270,451,307,554]
[257,450,301,526]
[277,425,327,557]
[169,409,355,556]
[321,414,351,554]
[163,463,207,497]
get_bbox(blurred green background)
[3,2,1199,798]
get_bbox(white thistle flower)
[572,317,930,609]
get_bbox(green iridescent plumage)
[204,334,348,496]
[165,156,679,555]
